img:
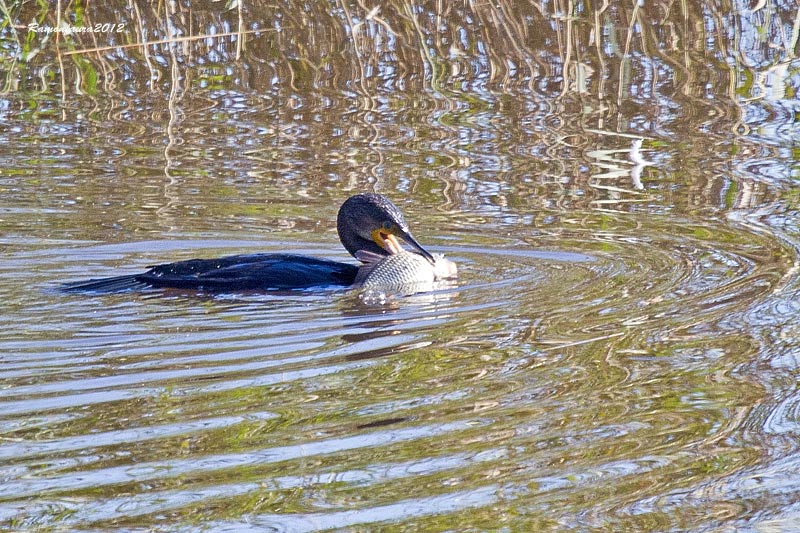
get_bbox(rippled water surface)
[4,1,800,531]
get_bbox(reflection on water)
[0,217,794,530]
[3,0,800,531]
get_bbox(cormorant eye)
[382,221,392,231]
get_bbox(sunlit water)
[4,1,800,531]
[3,207,800,531]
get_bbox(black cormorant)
[62,193,453,293]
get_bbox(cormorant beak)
[373,226,437,265]
[394,229,437,265]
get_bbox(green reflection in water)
[2,0,800,531]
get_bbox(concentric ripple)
[0,216,795,530]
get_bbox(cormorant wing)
[185,254,358,290]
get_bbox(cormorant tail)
[61,274,149,293]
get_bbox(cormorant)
[62,193,455,293]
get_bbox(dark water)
[3,1,800,530]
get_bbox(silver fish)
[354,250,458,292]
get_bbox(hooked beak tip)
[400,231,436,265]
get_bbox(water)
[3,1,800,530]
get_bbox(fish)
[354,250,458,292]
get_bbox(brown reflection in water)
[7,1,795,102]
[2,1,800,531]
[1,1,795,226]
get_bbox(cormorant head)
[337,193,436,264]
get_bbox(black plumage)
[62,194,434,293]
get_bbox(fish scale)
[356,251,457,289]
